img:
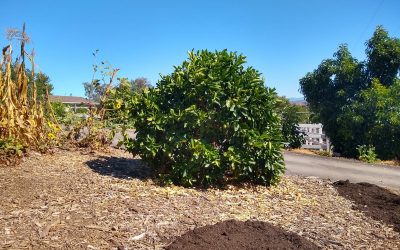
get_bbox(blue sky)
[1,0,399,98]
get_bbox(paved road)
[284,151,400,190]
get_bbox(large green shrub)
[125,50,285,187]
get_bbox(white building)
[298,123,330,151]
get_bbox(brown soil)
[334,180,400,232]
[166,219,319,250]
[0,149,399,249]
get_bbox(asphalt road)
[284,151,400,190]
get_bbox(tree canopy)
[83,80,106,102]
[300,26,400,159]
[276,97,306,149]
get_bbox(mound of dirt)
[166,220,319,250]
[334,180,400,232]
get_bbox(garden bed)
[0,148,399,249]
[334,180,400,233]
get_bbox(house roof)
[49,95,98,105]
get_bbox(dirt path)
[0,149,399,249]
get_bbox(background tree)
[366,26,400,86]
[340,79,400,159]
[10,65,53,102]
[300,26,400,159]
[132,77,151,92]
[83,79,106,102]
[29,72,53,102]
[276,97,305,149]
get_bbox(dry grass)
[0,148,399,249]
[381,160,400,167]
[288,148,320,156]
[289,149,400,167]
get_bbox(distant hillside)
[288,97,307,106]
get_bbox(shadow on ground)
[334,180,400,232]
[86,156,151,180]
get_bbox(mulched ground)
[166,220,319,250]
[0,148,399,249]
[334,180,400,232]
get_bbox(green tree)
[276,97,305,149]
[125,50,285,187]
[31,72,53,102]
[300,26,400,159]
[300,45,364,156]
[366,26,400,86]
[83,79,106,102]
[341,79,400,159]
[132,77,151,92]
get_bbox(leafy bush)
[125,50,285,187]
[50,101,67,119]
[0,138,24,165]
[103,86,126,125]
[0,138,24,156]
[357,145,378,163]
[75,107,89,114]
[103,77,149,128]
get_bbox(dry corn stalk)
[0,25,48,150]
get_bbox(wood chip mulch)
[0,149,399,249]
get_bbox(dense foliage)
[276,97,305,149]
[341,79,400,159]
[356,145,378,163]
[103,77,151,127]
[125,50,285,187]
[50,101,67,120]
[300,26,400,160]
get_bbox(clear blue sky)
[1,0,399,98]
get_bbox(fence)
[298,123,331,151]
